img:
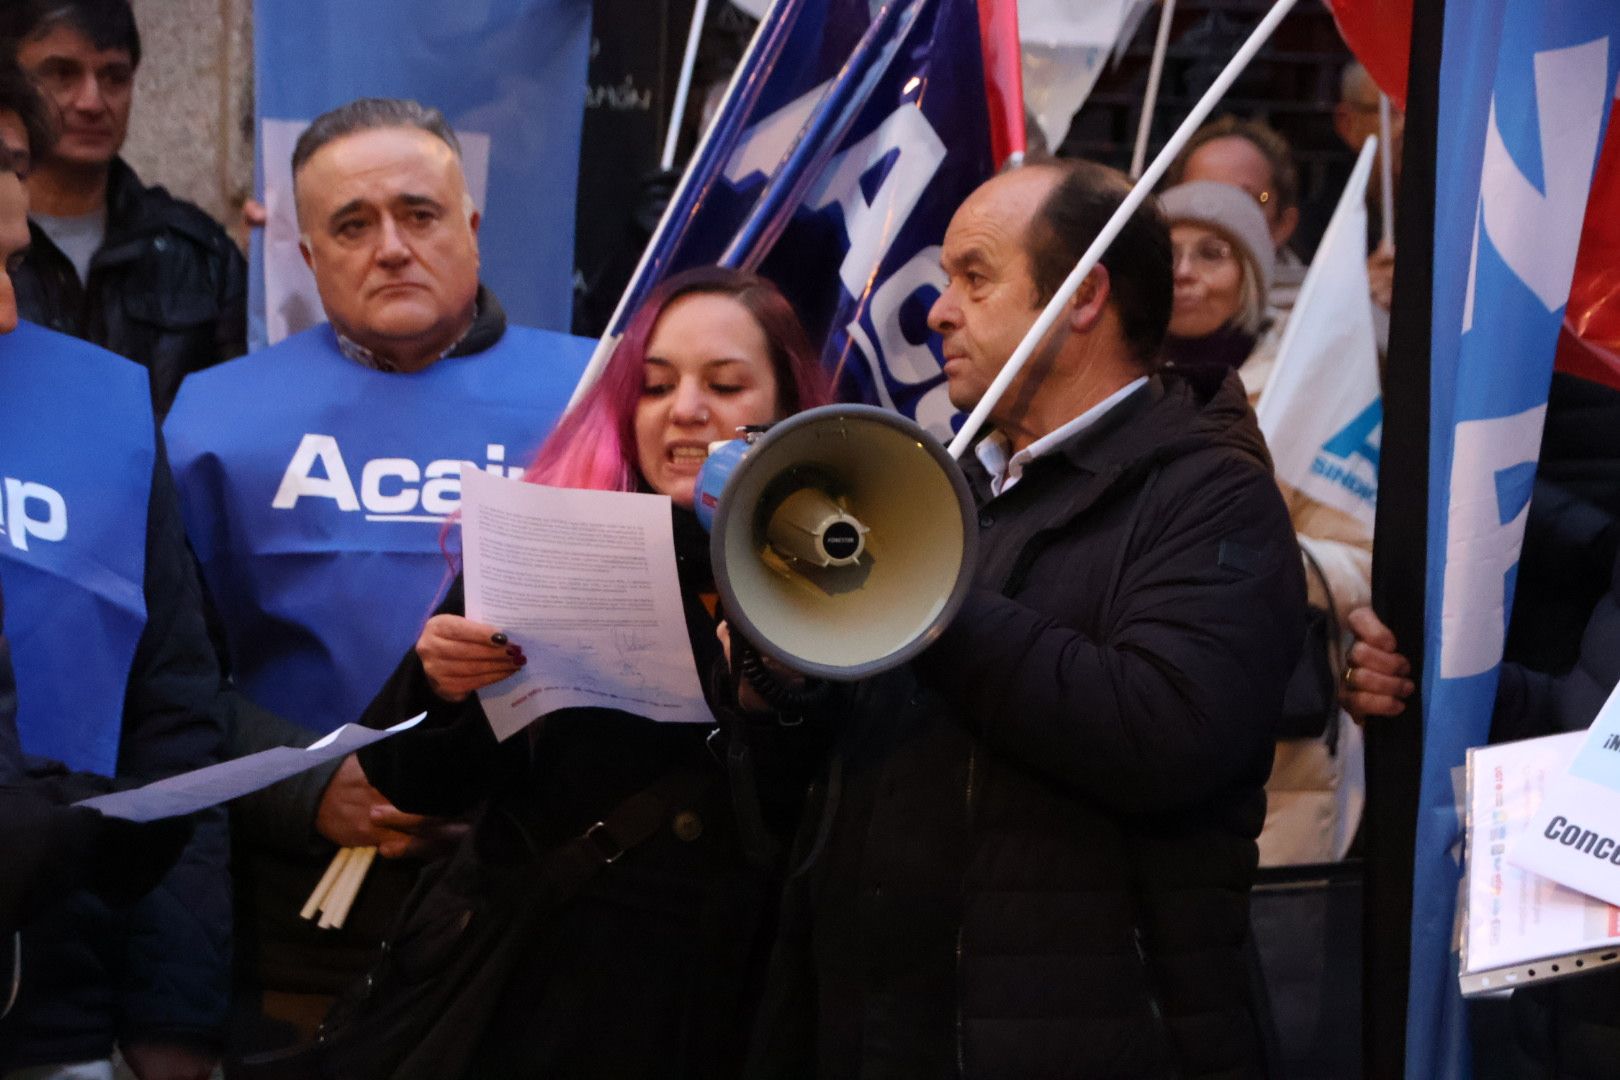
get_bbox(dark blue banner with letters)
[0,322,152,776]
[611,0,993,439]
[165,326,590,733]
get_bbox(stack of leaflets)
[1462,718,1620,995]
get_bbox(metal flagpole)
[946,0,1301,460]
[1130,0,1177,179]
[1378,92,1396,250]
[661,0,713,171]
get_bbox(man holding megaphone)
[744,161,1307,1079]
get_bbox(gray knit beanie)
[1159,180,1275,296]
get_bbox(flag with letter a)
[603,0,1000,439]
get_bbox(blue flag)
[165,326,591,733]
[611,0,993,439]
[251,0,591,344]
[0,323,153,776]
[1414,4,1620,1076]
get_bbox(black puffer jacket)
[749,369,1306,1080]
[1504,373,1620,674]
[0,442,230,1069]
[14,159,247,419]
[337,510,826,1080]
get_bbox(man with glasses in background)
[0,0,246,419]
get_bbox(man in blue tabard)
[0,65,238,1080]
[161,97,590,1045]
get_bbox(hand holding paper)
[415,613,526,703]
[315,754,468,859]
[460,468,714,739]
[76,714,425,823]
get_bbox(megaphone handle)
[731,634,828,715]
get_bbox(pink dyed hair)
[525,266,834,492]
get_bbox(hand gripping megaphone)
[694,404,979,680]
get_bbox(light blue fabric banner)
[0,322,153,776]
[165,325,590,733]
[1413,3,1620,1076]
[250,0,591,345]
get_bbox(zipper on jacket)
[1132,924,1183,1079]
[5,932,19,1019]
[954,745,980,1076]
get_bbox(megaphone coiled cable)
[736,637,830,714]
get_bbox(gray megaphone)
[694,404,978,680]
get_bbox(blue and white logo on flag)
[1412,3,1620,1077]
[1315,399,1381,507]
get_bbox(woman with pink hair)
[319,267,834,1079]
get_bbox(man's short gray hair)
[292,97,461,175]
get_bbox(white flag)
[1018,0,1131,152]
[1255,136,1382,534]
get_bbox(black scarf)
[1162,320,1259,375]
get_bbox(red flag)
[976,0,1024,167]
[1555,106,1620,391]
[1325,0,1620,397]
[1324,0,1413,109]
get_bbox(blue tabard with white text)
[164,323,591,732]
[0,321,154,775]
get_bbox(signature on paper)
[611,627,655,686]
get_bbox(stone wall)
[119,0,253,230]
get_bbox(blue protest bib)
[164,323,590,732]
[0,321,154,775]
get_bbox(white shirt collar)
[974,375,1148,497]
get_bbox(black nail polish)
[491,632,509,646]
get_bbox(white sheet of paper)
[1462,731,1620,993]
[1510,680,1620,908]
[75,714,425,822]
[460,467,715,738]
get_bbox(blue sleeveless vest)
[164,323,591,732]
[0,321,154,775]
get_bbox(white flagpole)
[1377,92,1396,250]
[947,0,1301,460]
[661,0,713,171]
[1130,0,1176,179]
[567,0,783,408]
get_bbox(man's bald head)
[1023,159,1172,366]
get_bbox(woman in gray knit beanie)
[1159,180,1275,372]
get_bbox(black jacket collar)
[448,286,507,357]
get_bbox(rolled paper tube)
[316,847,364,928]
[301,846,352,921]
[321,846,377,930]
